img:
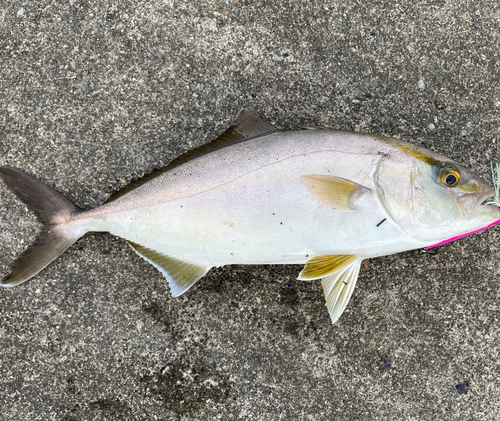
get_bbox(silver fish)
[1,110,498,323]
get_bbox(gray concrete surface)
[1,0,500,419]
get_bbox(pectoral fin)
[298,254,362,324]
[127,241,210,297]
[300,175,370,211]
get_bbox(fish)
[1,110,499,324]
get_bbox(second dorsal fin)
[105,109,277,203]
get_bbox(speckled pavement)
[1,1,500,420]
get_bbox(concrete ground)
[1,0,500,419]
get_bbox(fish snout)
[457,181,495,215]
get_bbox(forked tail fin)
[0,167,83,287]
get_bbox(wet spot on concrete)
[142,301,176,336]
[202,274,226,293]
[142,360,231,417]
[89,398,131,416]
[280,286,299,306]
[283,318,300,335]
[65,377,78,395]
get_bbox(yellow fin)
[321,257,362,324]
[300,174,370,211]
[127,241,210,297]
[297,255,358,280]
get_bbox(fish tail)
[0,167,84,287]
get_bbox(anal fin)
[298,254,362,324]
[127,241,210,297]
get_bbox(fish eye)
[439,166,461,187]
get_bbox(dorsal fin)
[294,126,329,130]
[105,109,277,203]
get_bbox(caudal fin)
[0,167,83,287]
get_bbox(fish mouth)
[476,189,500,212]
[459,188,500,217]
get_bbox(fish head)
[374,141,500,242]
